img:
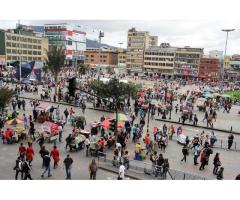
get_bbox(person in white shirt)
[118,162,125,180]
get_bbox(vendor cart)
[41,121,59,143]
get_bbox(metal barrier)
[97,153,210,180]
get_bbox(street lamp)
[221,29,235,81]
[98,31,104,72]
[146,101,152,134]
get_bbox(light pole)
[221,29,235,81]
[98,31,104,72]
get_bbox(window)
[91,59,94,62]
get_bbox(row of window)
[85,59,107,63]
[6,49,41,55]
[6,35,41,44]
[6,42,41,49]
[144,62,174,67]
[7,56,42,61]
[145,52,175,56]
[144,57,174,61]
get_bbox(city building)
[0,28,48,63]
[16,23,45,37]
[126,28,158,70]
[199,56,221,80]
[144,43,177,78]
[174,46,204,79]
[44,23,86,66]
[84,47,118,68]
[117,48,126,67]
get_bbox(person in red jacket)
[50,145,60,169]
[19,143,27,159]
[26,143,34,165]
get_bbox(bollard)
[230,126,233,132]
[183,173,186,180]
[235,142,237,150]
[221,140,222,148]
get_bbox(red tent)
[100,120,124,129]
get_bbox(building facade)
[126,28,158,70]
[174,47,203,78]
[199,57,220,80]
[0,28,48,63]
[117,48,126,67]
[144,44,177,78]
[44,23,86,66]
[84,48,118,68]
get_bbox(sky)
[0,20,240,55]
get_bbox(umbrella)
[213,93,220,97]
[107,113,130,121]
[221,94,231,98]
[100,120,124,129]
[5,118,24,125]
[203,93,213,98]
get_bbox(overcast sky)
[1,20,240,55]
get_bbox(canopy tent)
[41,121,59,134]
[36,103,51,112]
[107,113,130,121]
[100,120,124,129]
[5,118,24,125]
[221,94,231,98]
[203,93,213,98]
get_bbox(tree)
[44,46,66,95]
[78,64,88,77]
[90,78,138,133]
[0,87,15,114]
[106,65,114,74]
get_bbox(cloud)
[0,20,239,55]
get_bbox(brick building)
[199,57,221,80]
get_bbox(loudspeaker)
[69,77,76,97]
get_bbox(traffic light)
[109,119,115,132]
[68,77,76,97]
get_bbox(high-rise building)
[144,44,177,78]
[117,48,126,67]
[0,28,48,63]
[44,23,86,66]
[126,28,158,70]
[199,56,221,80]
[174,46,203,78]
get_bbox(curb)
[19,96,114,113]
[155,118,240,135]
[98,166,141,180]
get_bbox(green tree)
[106,65,113,74]
[44,46,66,95]
[90,78,138,133]
[0,87,15,114]
[78,64,88,77]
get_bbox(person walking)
[13,156,24,180]
[89,159,98,180]
[228,133,234,150]
[41,151,52,178]
[193,114,198,126]
[85,137,90,156]
[22,159,33,180]
[181,145,189,163]
[199,149,208,170]
[39,145,48,168]
[118,162,125,180]
[50,145,60,169]
[63,154,73,179]
[213,153,221,175]
[216,167,224,180]
[26,143,34,166]
[193,144,200,165]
